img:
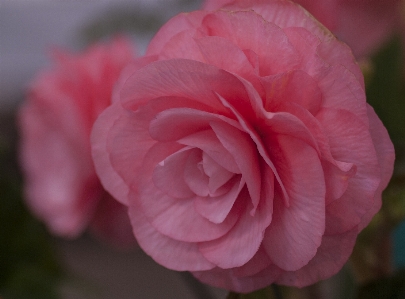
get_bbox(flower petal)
[106,107,157,199]
[138,142,239,242]
[202,10,299,76]
[263,135,325,271]
[194,175,244,224]
[262,70,322,115]
[317,108,381,234]
[232,246,273,278]
[358,105,395,230]
[178,128,240,174]
[198,165,274,268]
[184,148,210,197]
[146,11,208,56]
[128,200,215,271]
[210,120,261,213]
[276,228,358,287]
[203,152,235,193]
[318,64,367,124]
[152,148,195,199]
[119,59,247,116]
[195,36,263,93]
[91,103,132,204]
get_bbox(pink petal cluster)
[92,0,395,292]
[19,37,137,247]
[203,0,402,58]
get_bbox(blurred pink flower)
[203,0,402,58]
[92,1,395,292]
[19,37,137,247]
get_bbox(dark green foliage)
[356,269,405,299]
[0,112,61,299]
[366,36,405,145]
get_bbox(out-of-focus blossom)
[19,37,137,247]
[203,0,402,58]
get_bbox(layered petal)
[199,165,274,268]
[137,142,239,243]
[129,200,215,271]
[263,135,326,271]
[276,228,358,287]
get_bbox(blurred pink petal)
[19,37,137,247]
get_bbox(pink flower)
[92,1,395,292]
[203,0,402,58]
[19,37,137,247]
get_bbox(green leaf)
[366,36,405,145]
[356,269,405,299]
[227,286,283,299]
[0,111,62,299]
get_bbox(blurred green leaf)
[366,36,405,145]
[356,269,405,299]
[0,111,62,299]
[227,286,283,299]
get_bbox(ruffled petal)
[194,176,244,224]
[358,105,395,230]
[178,128,240,174]
[156,30,206,61]
[198,165,274,268]
[203,153,235,193]
[231,246,273,278]
[183,148,210,197]
[138,142,239,242]
[317,65,367,124]
[105,107,157,199]
[263,135,325,271]
[119,59,247,116]
[210,120,261,212]
[262,70,322,115]
[195,36,263,93]
[91,103,132,204]
[128,200,215,271]
[215,91,290,206]
[228,0,328,41]
[152,148,195,199]
[317,108,381,234]
[201,10,300,76]
[146,10,208,56]
[276,228,358,287]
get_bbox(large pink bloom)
[19,37,137,247]
[92,0,395,292]
[203,0,402,58]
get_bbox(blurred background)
[0,0,201,110]
[0,0,228,298]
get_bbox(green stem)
[272,284,283,299]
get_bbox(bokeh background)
[0,0,227,298]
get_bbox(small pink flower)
[92,1,394,292]
[19,37,136,247]
[203,0,402,58]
